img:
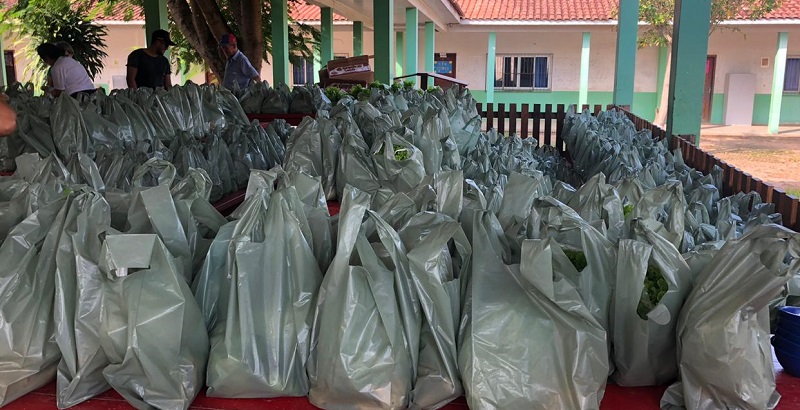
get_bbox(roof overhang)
[304,0,461,31]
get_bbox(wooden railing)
[474,102,799,232]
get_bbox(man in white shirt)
[36,43,96,98]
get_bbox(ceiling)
[305,0,462,30]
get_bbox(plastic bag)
[399,212,471,408]
[54,191,114,408]
[199,184,322,397]
[459,211,608,409]
[661,224,800,410]
[308,186,415,409]
[98,234,209,410]
[0,192,69,406]
[610,220,694,387]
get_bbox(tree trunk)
[193,0,230,39]
[238,0,263,73]
[167,0,225,81]
[654,44,672,128]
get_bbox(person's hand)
[0,93,8,103]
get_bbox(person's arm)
[126,51,138,89]
[126,66,138,89]
[0,98,17,137]
[50,61,66,98]
[243,59,260,85]
[164,74,173,90]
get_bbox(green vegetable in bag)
[564,249,588,272]
[623,203,634,217]
[376,144,411,161]
[636,265,668,320]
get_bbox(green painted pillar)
[666,0,712,141]
[486,32,496,104]
[314,46,322,83]
[373,0,394,84]
[143,0,168,43]
[405,8,418,85]
[271,0,290,86]
[579,32,591,107]
[768,32,789,134]
[321,7,334,67]
[396,32,405,77]
[656,46,668,114]
[0,36,7,87]
[613,0,638,108]
[353,21,364,56]
[425,21,435,87]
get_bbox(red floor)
[5,355,798,410]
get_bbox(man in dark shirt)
[126,29,174,90]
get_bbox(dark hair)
[36,43,63,61]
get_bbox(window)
[493,54,551,91]
[784,57,800,93]
[292,59,315,85]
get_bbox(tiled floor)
[4,356,797,410]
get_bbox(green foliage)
[1,0,108,86]
[636,265,669,320]
[84,0,320,76]
[403,80,415,89]
[634,0,785,48]
[623,203,635,217]
[376,144,411,161]
[564,249,588,272]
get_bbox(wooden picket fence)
[475,102,800,232]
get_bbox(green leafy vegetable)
[636,265,668,320]
[564,249,588,272]
[376,144,411,161]
[623,204,634,217]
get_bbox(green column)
[314,46,322,83]
[0,36,7,87]
[142,0,168,43]
[405,7,418,84]
[353,21,364,56]
[768,32,789,134]
[613,0,638,108]
[486,32,496,104]
[321,7,334,67]
[666,0,712,141]
[656,46,668,113]
[425,21,435,87]
[271,0,290,86]
[396,32,405,77]
[579,32,591,107]
[373,0,394,84]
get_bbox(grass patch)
[787,189,800,199]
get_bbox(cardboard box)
[320,55,374,87]
[327,55,371,77]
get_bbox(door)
[3,51,16,85]
[702,56,716,122]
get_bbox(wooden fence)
[474,102,800,232]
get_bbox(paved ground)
[699,124,800,195]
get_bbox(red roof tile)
[291,2,347,21]
[452,0,617,21]
[451,0,800,21]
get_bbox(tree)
[634,0,783,126]
[1,0,109,87]
[93,0,320,83]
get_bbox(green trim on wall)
[470,90,658,122]
[710,93,724,125]
[753,94,800,125]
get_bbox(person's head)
[219,34,238,58]
[149,29,175,55]
[36,43,63,66]
[55,41,74,58]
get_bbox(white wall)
[708,26,800,95]
[430,28,662,93]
